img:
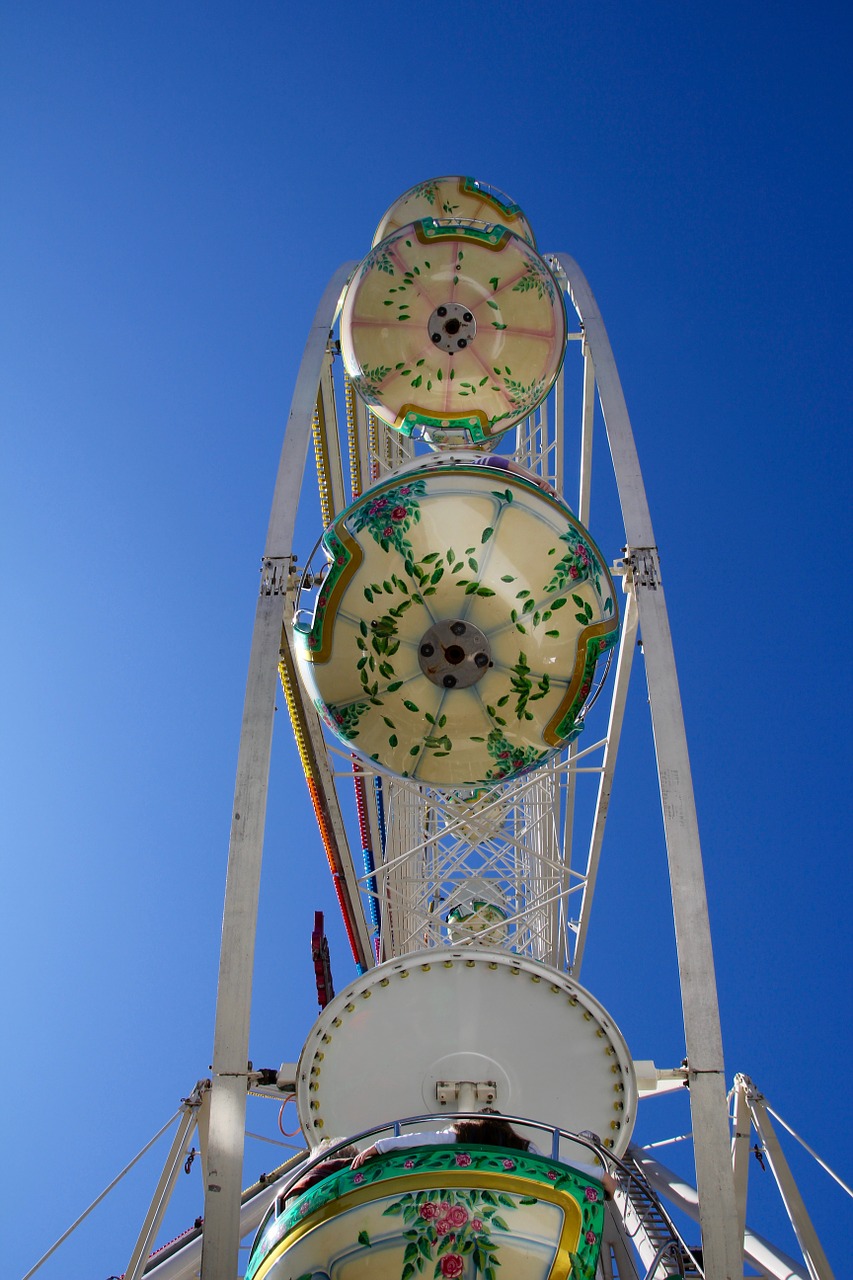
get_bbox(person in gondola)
[284,1140,360,1201]
[350,1110,615,1197]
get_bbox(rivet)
[421,964,431,972]
[610,1121,621,1130]
[361,990,371,999]
[444,961,453,968]
[380,978,390,987]
[466,959,475,968]
[614,1102,624,1111]
[316,1052,325,1061]
[596,1029,605,1038]
[604,1139,613,1149]
[310,1101,319,1110]
[316,1119,324,1129]
[332,1018,342,1028]
[583,1011,592,1021]
[346,1003,355,1013]
[510,968,520,976]
[610,1065,620,1074]
[568,997,578,1006]
[400,970,409,978]
[488,963,498,970]
[309,1082,317,1092]
[550,985,560,993]
[531,975,541,983]
[322,1034,331,1043]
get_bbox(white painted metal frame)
[200,262,356,1280]
[351,749,614,968]
[736,1075,835,1280]
[551,253,742,1278]
[124,1087,204,1280]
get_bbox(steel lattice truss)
[293,304,630,983]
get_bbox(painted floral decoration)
[294,462,619,788]
[245,1145,606,1280]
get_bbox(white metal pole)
[577,334,595,526]
[552,252,741,1280]
[201,262,354,1280]
[731,1076,752,1255]
[20,1111,183,1280]
[746,1084,836,1280]
[125,1101,201,1280]
[571,584,639,974]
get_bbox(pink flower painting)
[439,1255,464,1279]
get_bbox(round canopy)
[293,456,619,787]
[341,221,566,447]
[296,948,637,1156]
[373,175,536,248]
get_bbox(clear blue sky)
[3,2,851,1276]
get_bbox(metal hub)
[428,302,477,354]
[417,619,491,688]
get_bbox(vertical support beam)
[633,556,741,1278]
[746,1084,835,1280]
[125,1093,202,1280]
[201,262,355,1280]
[731,1076,752,1252]
[557,748,578,967]
[200,577,292,1280]
[578,334,595,526]
[571,584,638,974]
[553,253,741,1280]
[549,358,568,960]
[553,360,565,492]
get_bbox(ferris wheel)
[31,177,842,1280]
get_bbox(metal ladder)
[607,1152,704,1279]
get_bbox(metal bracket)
[277,1063,299,1092]
[622,546,661,591]
[633,1060,689,1096]
[259,555,296,598]
[435,1080,497,1106]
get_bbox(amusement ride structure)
[25,178,844,1280]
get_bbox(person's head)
[312,1136,359,1159]
[451,1109,530,1151]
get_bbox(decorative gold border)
[300,524,364,665]
[542,620,618,747]
[458,178,531,236]
[255,1170,583,1280]
[393,405,491,435]
[413,221,514,252]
